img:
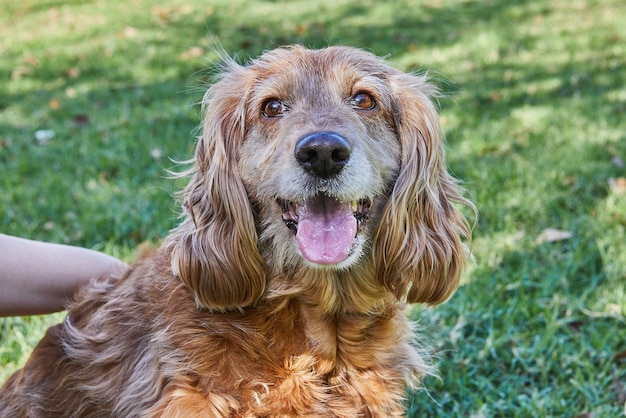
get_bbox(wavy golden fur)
[0,46,473,417]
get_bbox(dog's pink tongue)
[296,195,356,265]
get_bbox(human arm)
[0,233,127,316]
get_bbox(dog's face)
[167,46,472,312]
[237,48,403,268]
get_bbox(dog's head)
[166,46,473,311]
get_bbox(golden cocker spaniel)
[0,46,473,417]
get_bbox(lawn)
[1,0,625,416]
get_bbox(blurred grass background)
[1,0,625,416]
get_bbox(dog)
[0,45,473,417]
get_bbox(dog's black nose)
[294,132,351,179]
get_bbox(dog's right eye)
[262,99,285,118]
[351,92,376,110]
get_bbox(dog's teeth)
[351,201,358,213]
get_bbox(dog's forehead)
[254,46,387,71]
[248,47,394,103]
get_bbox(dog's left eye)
[262,99,286,118]
[351,92,376,110]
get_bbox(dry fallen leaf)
[179,47,204,61]
[35,129,55,145]
[123,26,138,38]
[49,98,61,109]
[64,67,80,79]
[609,177,626,194]
[535,228,573,244]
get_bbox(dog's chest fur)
[144,260,420,416]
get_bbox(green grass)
[1,0,625,416]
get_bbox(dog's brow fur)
[0,45,473,417]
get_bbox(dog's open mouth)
[278,194,371,265]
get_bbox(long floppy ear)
[165,61,266,311]
[373,72,474,305]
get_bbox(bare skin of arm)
[0,233,128,316]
